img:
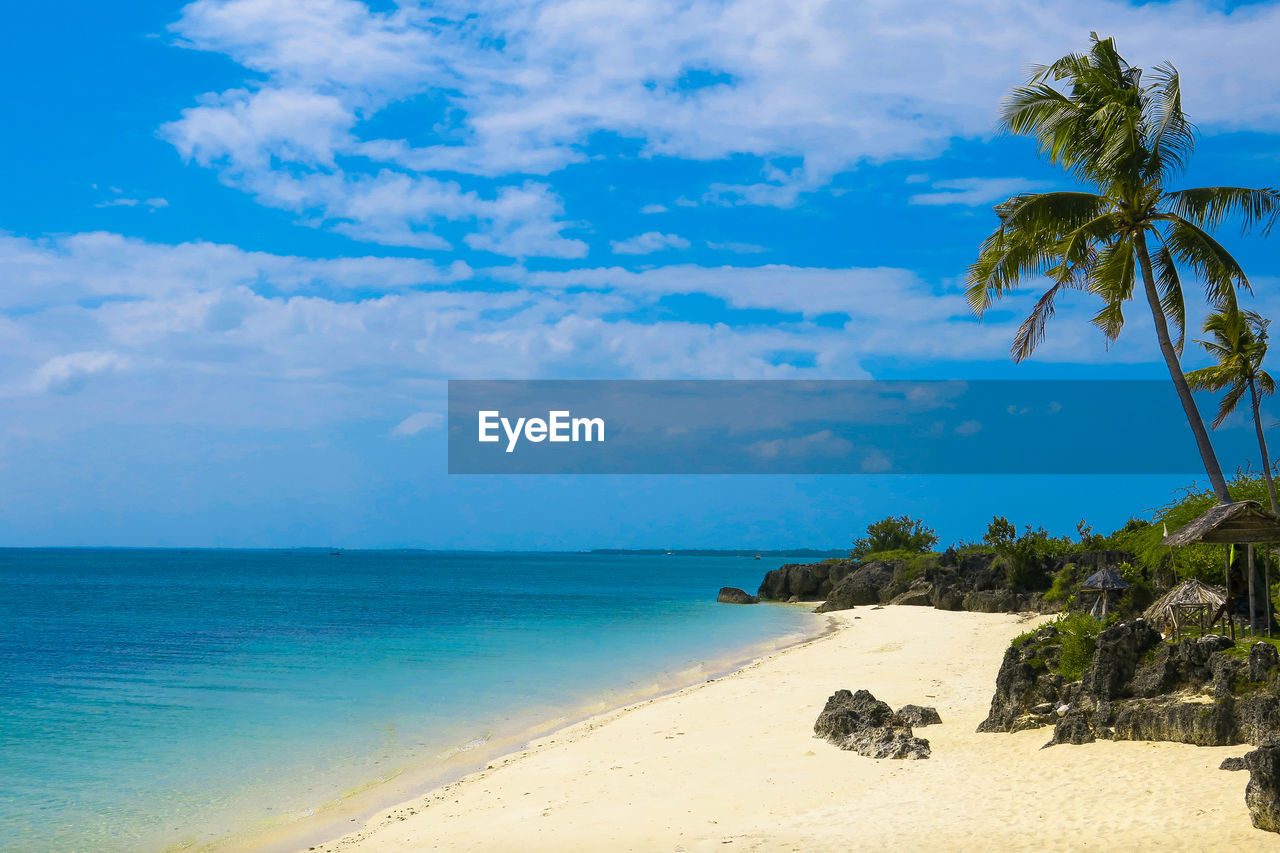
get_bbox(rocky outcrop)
[813,689,932,759]
[716,587,759,604]
[1079,620,1163,700]
[896,704,942,727]
[1111,698,1237,746]
[1252,642,1280,681]
[1245,742,1280,833]
[814,562,895,612]
[758,560,858,601]
[980,620,1280,751]
[1045,710,1095,747]
[1222,755,1248,771]
[976,625,1067,733]
[890,583,934,607]
[763,550,1128,616]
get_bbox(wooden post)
[1228,546,1236,641]
[1249,544,1257,636]
[1259,550,1269,637]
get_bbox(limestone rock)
[1044,710,1095,747]
[1111,698,1236,746]
[815,563,895,612]
[889,583,934,607]
[962,589,1017,613]
[895,704,942,727]
[813,689,931,760]
[716,587,759,604]
[757,560,858,601]
[1080,620,1163,701]
[1245,743,1280,833]
[976,626,1066,733]
[1251,643,1280,682]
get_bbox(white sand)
[302,606,1263,852]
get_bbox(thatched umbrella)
[1162,500,1280,638]
[1080,568,1129,618]
[1142,579,1227,639]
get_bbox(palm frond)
[1010,278,1087,363]
[1156,215,1250,307]
[1212,381,1248,428]
[1185,364,1234,393]
[1163,187,1280,236]
[1144,61,1195,181]
[995,191,1112,233]
[967,227,1060,314]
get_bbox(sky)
[3,0,1280,549]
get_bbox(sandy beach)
[300,606,1264,852]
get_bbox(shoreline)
[296,606,1262,852]
[215,603,835,853]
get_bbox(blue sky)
[4,0,1280,549]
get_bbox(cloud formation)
[159,0,1280,256]
[610,232,692,255]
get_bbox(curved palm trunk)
[1248,377,1280,516]
[1135,233,1232,503]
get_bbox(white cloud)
[390,411,443,436]
[860,450,894,473]
[95,197,170,210]
[954,420,983,436]
[161,0,1280,234]
[640,204,668,214]
[0,228,1233,442]
[31,351,130,394]
[909,177,1054,207]
[706,241,768,254]
[610,232,692,255]
[503,264,960,319]
[0,232,473,317]
[749,429,854,459]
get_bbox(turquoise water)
[0,549,816,852]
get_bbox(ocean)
[0,549,820,852]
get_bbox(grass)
[1218,633,1280,660]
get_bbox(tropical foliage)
[1185,308,1279,513]
[967,34,1280,502]
[1113,470,1279,583]
[850,515,938,559]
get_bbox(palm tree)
[968,34,1280,503]
[1185,309,1280,515]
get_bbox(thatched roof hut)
[1161,501,1280,546]
[1080,568,1129,591]
[1142,579,1227,633]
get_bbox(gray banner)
[447,380,1255,475]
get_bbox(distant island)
[590,548,846,557]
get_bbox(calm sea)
[0,549,819,852]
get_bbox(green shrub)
[1057,613,1104,682]
[983,516,1017,549]
[1010,627,1038,646]
[851,515,938,559]
[1043,563,1078,604]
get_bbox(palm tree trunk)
[1248,376,1280,516]
[1135,232,1232,503]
